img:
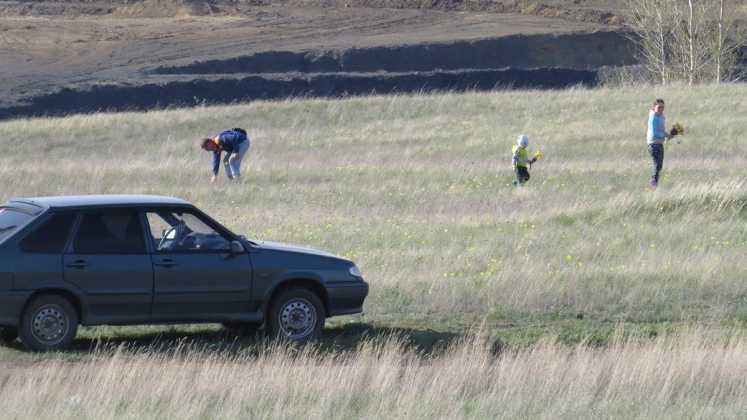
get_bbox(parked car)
[0,195,368,351]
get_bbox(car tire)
[222,322,262,336]
[268,288,325,343]
[19,295,79,352]
[0,327,18,343]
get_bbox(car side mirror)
[230,240,245,254]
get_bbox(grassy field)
[3,330,747,419]
[1,84,747,417]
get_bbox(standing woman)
[200,128,251,182]
[647,99,670,188]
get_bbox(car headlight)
[349,265,362,278]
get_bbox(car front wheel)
[268,288,325,342]
[19,295,79,352]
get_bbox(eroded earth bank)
[0,0,636,119]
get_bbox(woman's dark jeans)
[648,143,664,186]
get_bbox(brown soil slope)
[0,0,629,22]
[0,0,633,117]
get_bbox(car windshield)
[0,207,35,244]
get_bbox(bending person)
[200,128,251,182]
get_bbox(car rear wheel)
[268,288,325,342]
[0,327,18,343]
[19,295,79,352]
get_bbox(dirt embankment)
[0,0,626,23]
[0,68,598,119]
[153,31,633,75]
[0,29,635,119]
[282,0,626,25]
[0,0,232,17]
[0,1,638,120]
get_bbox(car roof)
[6,195,192,210]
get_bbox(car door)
[144,208,253,321]
[62,209,154,324]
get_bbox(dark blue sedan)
[0,195,368,351]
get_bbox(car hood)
[252,240,347,261]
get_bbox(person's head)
[200,138,219,152]
[517,134,529,148]
[652,98,665,114]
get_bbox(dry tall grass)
[1,330,746,419]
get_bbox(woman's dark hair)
[199,138,213,149]
[654,98,665,106]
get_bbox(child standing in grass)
[647,99,670,188]
[512,134,538,186]
[200,128,251,183]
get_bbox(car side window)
[146,210,230,252]
[72,211,146,254]
[20,213,76,254]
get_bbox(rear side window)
[0,207,35,243]
[20,213,76,254]
[73,211,146,254]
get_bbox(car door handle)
[66,260,89,269]
[154,260,177,268]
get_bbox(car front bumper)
[326,281,369,316]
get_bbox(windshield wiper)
[0,225,17,233]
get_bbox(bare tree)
[712,0,746,82]
[717,0,725,81]
[669,0,711,84]
[624,0,746,85]
[688,0,697,84]
[625,0,678,84]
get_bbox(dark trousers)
[515,166,530,184]
[648,143,664,185]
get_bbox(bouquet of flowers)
[668,123,684,144]
[529,150,543,166]
[670,123,684,137]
